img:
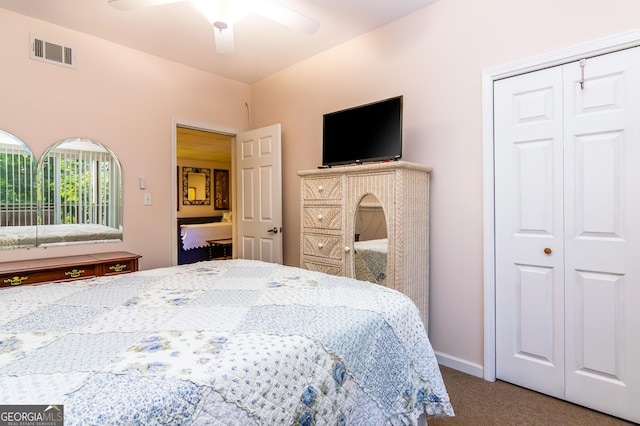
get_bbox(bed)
[0,259,453,425]
[0,224,123,249]
[177,216,232,264]
[354,238,388,285]
[180,222,232,251]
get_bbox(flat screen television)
[322,96,403,166]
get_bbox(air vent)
[30,34,76,69]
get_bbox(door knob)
[267,227,279,234]
[544,247,552,255]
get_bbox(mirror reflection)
[353,193,388,285]
[38,138,123,246]
[183,167,211,205]
[0,130,37,249]
[0,134,123,249]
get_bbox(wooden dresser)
[298,161,431,327]
[0,251,141,288]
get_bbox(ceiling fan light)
[213,21,228,30]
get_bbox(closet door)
[494,66,565,399]
[562,47,640,422]
[495,46,640,423]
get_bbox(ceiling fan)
[108,0,320,53]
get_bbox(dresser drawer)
[302,258,343,276]
[0,251,141,288]
[99,258,138,276]
[302,176,342,200]
[303,233,343,260]
[302,206,342,230]
[1,264,97,287]
[93,251,140,276]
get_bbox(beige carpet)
[428,366,635,425]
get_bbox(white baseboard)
[435,351,485,379]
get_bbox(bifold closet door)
[495,46,640,423]
[495,65,566,399]
[562,46,640,422]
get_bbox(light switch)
[139,177,146,189]
[143,193,152,206]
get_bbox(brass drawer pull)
[65,269,85,278]
[109,264,128,272]
[4,276,28,286]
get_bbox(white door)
[236,124,283,264]
[562,48,640,420]
[495,47,640,423]
[494,65,566,399]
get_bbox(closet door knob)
[544,247,552,255]
[344,246,351,252]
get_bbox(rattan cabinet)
[298,161,431,326]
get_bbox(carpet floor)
[428,366,635,425]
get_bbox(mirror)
[353,194,388,285]
[38,138,123,246]
[183,167,211,205]
[0,134,123,249]
[0,130,37,249]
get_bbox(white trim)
[481,69,496,382]
[482,28,640,382]
[170,118,240,266]
[435,351,484,379]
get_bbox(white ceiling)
[0,0,438,84]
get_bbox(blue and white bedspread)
[0,259,453,425]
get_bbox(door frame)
[482,29,640,382]
[170,118,240,266]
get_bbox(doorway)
[171,119,237,266]
[171,120,284,266]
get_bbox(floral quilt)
[0,259,453,425]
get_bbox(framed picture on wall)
[214,169,229,210]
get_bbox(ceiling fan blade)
[251,0,320,35]
[214,23,235,53]
[108,0,185,11]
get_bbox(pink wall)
[4,0,640,372]
[249,0,640,369]
[0,9,249,270]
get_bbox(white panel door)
[495,46,640,423]
[562,48,640,422]
[236,124,283,264]
[494,66,565,399]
